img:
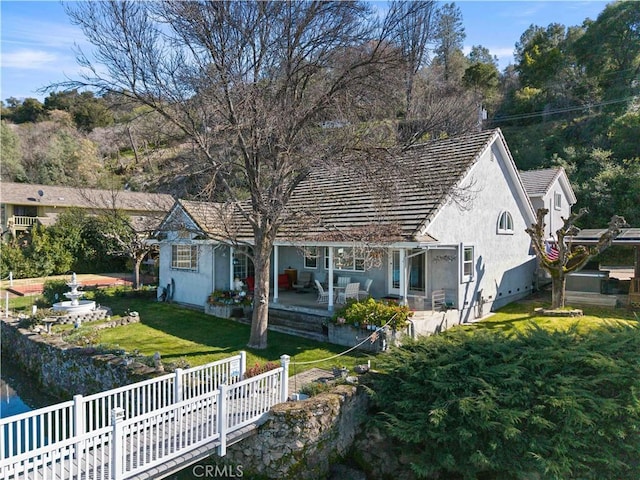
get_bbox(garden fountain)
[52,272,96,314]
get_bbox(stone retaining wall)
[223,384,369,479]
[0,317,158,399]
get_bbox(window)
[462,246,474,282]
[171,244,198,270]
[497,211,514,234]
[304,247,318,269]
[324,247,365,272]
[233,248,254,280]
[554,192,562,210]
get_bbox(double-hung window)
[171,244,198,270]
[554,192,562,210]
[324,247,365,272]
[304,247,318,269]
[462,246,474,282]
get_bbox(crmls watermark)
[192,464,244,478]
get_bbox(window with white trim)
[233,247,254,280]
[171,244,198,270]
[462,246,474,282]
[554,192,562,210]
[304,247,318,269]
[497,211,514,234]
[324,247,365,271]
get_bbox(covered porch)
[267,242,465,315]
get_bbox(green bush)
[333,297,412,331]
[42,279,70,305]
[368,324,640,479]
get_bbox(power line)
[490,96,636,124]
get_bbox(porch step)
[267,324,328,342]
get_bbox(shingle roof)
[283,129,499,242]
[519,168,563,197]
[1,182,174,212]
[170,129,502,244]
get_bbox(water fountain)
[52,272,96,314]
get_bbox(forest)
[1,1,638,232]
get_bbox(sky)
[1,0,610,102]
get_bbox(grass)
[7,287,638,375]
[468,297,639,334]
[20,288,374,375]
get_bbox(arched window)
[497,211,514,234]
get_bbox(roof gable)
[519,167,577,204]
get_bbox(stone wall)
[224,384,369,479]
[0,317,158,399]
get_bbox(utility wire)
[491,96,636,124]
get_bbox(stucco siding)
[426,144,536,319]
[540,177,572,238]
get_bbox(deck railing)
[0,353,290,480]
[0,352,246,461]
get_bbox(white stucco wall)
[158,242,215,307]
[157,208,232,308]
[426,142,537,321]
[536,176,573,238]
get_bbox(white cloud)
[463,45,515,69]
[1,50,58,69]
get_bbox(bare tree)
[526,207,627,309]
[76,186,173,289]
[59,1,403,348]
[387,0,437,116]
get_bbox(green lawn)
[9,287,638,376]
[49,290,374,375]
[468,298,639,334]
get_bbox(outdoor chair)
[432,289,447,311]
[336,282,359,304]
[315,280,330,304]
[337,276,351,287]
[358,278,373,300]
[292,271,314,292]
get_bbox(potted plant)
[205,290,253,318]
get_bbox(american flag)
[545,241,559,261]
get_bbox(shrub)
[368,324,640,479]
[42,279,70,305]
[333,298,412,330]
[300,381,334,397]
[244,361,280,378]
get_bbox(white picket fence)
[0,352,291,480]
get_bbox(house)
[158,128,564,332]
[0,182,174,240]
[519,167,576,238]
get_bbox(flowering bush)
[207,290,252,306]
[244,361,280,378]
[332,297,412,330]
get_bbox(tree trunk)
[134,255,143,290]
[247,235,272,349]
[551,273,566,309]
